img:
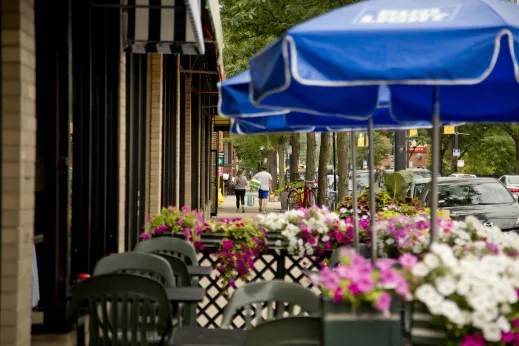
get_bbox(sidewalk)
[212,190,282,220]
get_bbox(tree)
[317,133,331,206]
[306,133,316,181]
[355,132,392,169]
[290,133,300,181]
[337,132,349,201]
[498,124,519,174]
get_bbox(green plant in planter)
[311,248,411,346]
[384,172,409,200]
[211,217,268,290]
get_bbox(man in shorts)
[253,165,273,214]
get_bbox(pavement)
[212,190,282,220]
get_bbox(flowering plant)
[311,248,412,315]
[211,218,267,289]
[406,242,519,344]
[140,206,206,250]
[257,207,370,258]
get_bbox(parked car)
[450,173,477,178]
[409,178,431,199]
[407,168,433,179]
[418,177,519,231]
[499,175,519,196]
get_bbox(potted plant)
[403,241,519,345]
[311,248,412,346]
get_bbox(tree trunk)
[278,141,286,190]
[337,132,349,202]
[290,133,300,181]
[317,133,331,206]
[306,133,316,181]
[267,151,278,191]
[516,139,519,175]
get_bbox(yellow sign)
[357,133,368,147]
[444,126,455,135]
[409,129,418,137]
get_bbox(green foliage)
[384,172,408,199]
[355,131,392,169]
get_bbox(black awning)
[124,0,204,55]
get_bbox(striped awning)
[125,0,205,55]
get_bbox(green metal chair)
[243,317,321,346]
[152,253,197,327]
[92,252,176,288]
[134,237,198,265]
[221,280,321,329]
[328,245,370,267]
[68,273,173,346]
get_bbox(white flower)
[500,303,512,314]
[440,300,463,324]
[435,277,457,296]
[482,323,502,342]
[423,253,440,269]
[275,240,282,247]
[411,262,430,277]
[496,316,511,333]
[456,280,470,296]
[472,311,489,329]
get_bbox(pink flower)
[321,267,340,291]
[513,319,519,328]
[222,240,234,250]
[336,265,350,279]
[355,276,375,293]
[376,259,395,271]
[376,293,391,311]
[147,216,152,222]
[229,280,236,289]
[332,288,343,303]
[348,284,361,296]
[140,232,151,240]
[501,331,515,343]
[153,225,169,234]
[398,253,418,268]
[460,334,485,346]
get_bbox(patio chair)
[243,317,321,346]
[68,273,173,346]
[152,253,197,327]
[93,253,183,325]
[134,237,198,266]
[221,280,321,329]
[328,245,370,267]
[92,252,176,288]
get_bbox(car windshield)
[437,182,515,207]
[412,170,432,179]
[414,183,427,197]
[508,177,519,184]
[357,173,369,187]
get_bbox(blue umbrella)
[248,0,519,123]
[219,70,462,133]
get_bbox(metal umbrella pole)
[429,87,441,245]
[350,131,359,251]
[367,119,377,262]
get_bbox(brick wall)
[0,1,36,345]
[148,54,163,215]
[183,75,192,208]
[118,54,126,252]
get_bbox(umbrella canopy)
[248,0,519,123]
[220,70,462,134]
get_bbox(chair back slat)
[243,317,321,346]
[221,280,320,329]
[68,274,172,346]
[134,237,198,266]
[93,253,176,288]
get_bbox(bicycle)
[287,180,317,210]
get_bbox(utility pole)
[332,132,337,191]
[394,130,407,171]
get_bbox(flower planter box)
[409,304,447,345]
[321,297,403,346]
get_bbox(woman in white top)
[234,169,248,213]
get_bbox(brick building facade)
[0,0,225,344]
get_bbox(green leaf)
[384,172,408,199]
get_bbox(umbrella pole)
[350,131,359,251]
[367,119,376,263]
[430,86,441,245]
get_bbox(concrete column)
[148,54,163,214]
[0,1,37,345]
[183,75,192,208]
[175,55,181,206]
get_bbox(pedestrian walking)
[234,169,248,213]
[252,165,273,214]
